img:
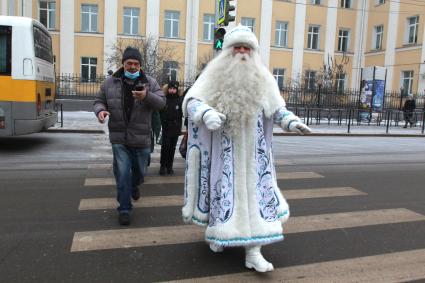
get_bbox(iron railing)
[56,74,425,111]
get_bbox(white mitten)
[203,110,226,131]
[288,121,311,135]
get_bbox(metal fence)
[56,74,425,111]
[281,86,425,110]
[56,74,107,99]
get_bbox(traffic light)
[214,27,226,50]
[224,0,236,26]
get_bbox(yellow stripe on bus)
[0,76,37,102]
[0,77,55,103]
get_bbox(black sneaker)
[159,166,167,176]
[167,168,174,175]
[118,213,131,226]
[132,187,140,201]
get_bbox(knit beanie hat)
[168,80,179,89]
[223,24,259,52]
[122,47,142,63]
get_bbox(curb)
[273,132,425,137]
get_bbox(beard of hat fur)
[203,49,264,137]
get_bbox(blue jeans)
[112,144,150,213]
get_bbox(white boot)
[209,243,224,253]
[245,245,274,272]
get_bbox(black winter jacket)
[160,87,183,137]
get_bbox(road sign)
[217,0,226,26]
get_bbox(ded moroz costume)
[182,25,311,272]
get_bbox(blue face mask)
[124,70,140,80]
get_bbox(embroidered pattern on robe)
[209,132,234,226]
[256,113,279,221]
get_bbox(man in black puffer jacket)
[94,47,166,226]
[159,81,183,175]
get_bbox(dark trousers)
[404,111,415,126]
[160,135,179,169]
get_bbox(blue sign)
[217,0,225,25]
[372,80,385,112]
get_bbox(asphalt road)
[0,133,425,282]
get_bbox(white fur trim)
[182,147,200,224]
[223,25,260,52]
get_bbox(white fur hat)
[223,24,259,51]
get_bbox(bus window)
[33,25,53,63]
[0,26,11,75]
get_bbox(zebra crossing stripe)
[78,187,366,211]
[88,163,186,170]
[84,172,324,186]
[165,248,425,282]
[70,208,425,252]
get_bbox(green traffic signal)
[215,39,223,50]
[214,27,226,50]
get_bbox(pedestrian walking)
[159,81,183,175]
[182,25,311,272]
[93,46,166,226]
[403,94,416,128]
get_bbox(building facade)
[2,0,425,93]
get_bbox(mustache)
[234,52,250,61]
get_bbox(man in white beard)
[182,25,311,272]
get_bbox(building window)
[273,68,285,89]
[163,61,178,82]
[203,14,215,41]
[376,0,385,4]
[123,7,139,35]
[406,16,419,44]
[164,11,180,38]
[307,25,320,50]
[275,21,288,47]
[311,0,321,4]
[336,73,346,92]
[81,57,97,82]
[305,71,316,90]
[33,25,53,63]
[81,4,98,32]
[39,1,55,30]
[341,0,351,8]
[338,29,349,52]
[374,25,384,50]
[241,17,255,32]
[401,71,414,95]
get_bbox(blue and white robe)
[182,98,298,247]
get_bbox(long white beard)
[203,50,265,136]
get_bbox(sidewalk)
[48,111,425,137]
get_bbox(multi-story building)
[2,0,425,93]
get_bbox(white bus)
[0,16,57,136]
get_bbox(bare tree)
[180,51,215,90]
[105,35,181,85]
[318,53,350,90]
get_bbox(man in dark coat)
[159,81,183,175]
[403,94,416,128]
[93,46,166,225]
